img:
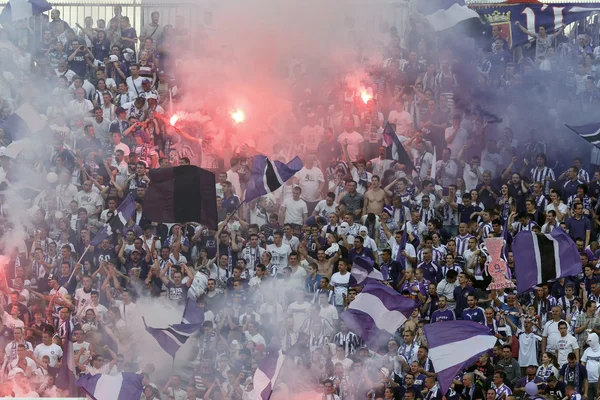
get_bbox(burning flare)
[230,109,245,124]
[170,114,181,126]
[360,88,373,104]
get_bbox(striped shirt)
[479,222,493,239]
[454,234,473,256]
[492,383,512,399]
[530,166,555,194]
[567,195,592,212]
[332,331,362,356]
[578,169,590,183]
[534,194,549,212]
[419,207,436,226]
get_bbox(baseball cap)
[382,205,393,216]
[145,93,157,100]
[132,249,141,254]
[47,274,57,281]
[108,55,119,63]
[142,78,152,84]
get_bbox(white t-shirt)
[287,301,312,332]
[300,125,324,152]
[481,149,503,178]
[297,167,324,202]
[463,165,484,192]
[338,131,364,162]
[226,170,242,197]
[556,334,579,367]
[445,127,468,157]
[126,76,144,97]
[74,190,103,215]
[542,319,567,352]
[74,288,93,314]
[282,198,308,225]
[34,343,63,367]
[266,243,292,270]
[330,271,350,306]
[319,304,339,324]
[313,200,337,218]
[388,110,412,136]
[582,346,600,382]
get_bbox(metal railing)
[0,1,207,37]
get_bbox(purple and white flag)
[341,281,417,347]
[349,256,383,287]
[424,320,497,394]
[512,227,581,293]
[77,372,144,400]
[253,347,285,400]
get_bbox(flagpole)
[67,245,91,282]
[180,298,188,324]
[220,199,247,231]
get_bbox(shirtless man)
[363,175,387,215]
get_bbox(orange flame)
[230,109,245,124]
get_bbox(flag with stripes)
[253,347,285,400]
[416,0,480,31]
[245,155,303,203]
[512,227,581,293]
[341,281,417,347]
[55,318,77,395]
[143,318,203,359]
[4,102,48,140]
[382,123,417,173]
[181,298,205,324]
[349,256,383,287]
[91,194,136,246]
[424,320,497,394]
[565,123,600,148]
[77,372,144,400]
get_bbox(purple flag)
[341,281,417,347]
[424,320,497,394]
[512,227,581,293]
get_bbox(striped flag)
[416,0,480,31]
[565,123,600,148]
[349,256,383,287]
[5,102,47,140]
[253,347,285,400]
[245,155,303,203]
[90,194,136,246]
[56,319,77,395]
[77,372,144,400]
[341,282,417,347]
[143,318,204,359]
[181,298,205,324]
[424,320,497,394]
[512,227,581,293]
[144,165,218,229]
[382,122,417,173]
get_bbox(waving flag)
[4,102,47,140]
[253,347,285,400]
[77,372,144,400]
[144,318,204,359]
[245,155,303,203]
[512,227,581,293]
[341,281,417,347]
[349,256,383,287]
[56,319,77,395]
[417,0,479,31]
[382,123,417,173]
[144,165,218,229]
[181,298,205,324]
[0,0,51,23]
[425,320,496,394]
[91,195,136,246]
[565,123,600,149]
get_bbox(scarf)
[564,363,581,392]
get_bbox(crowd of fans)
[1,3,600,400]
